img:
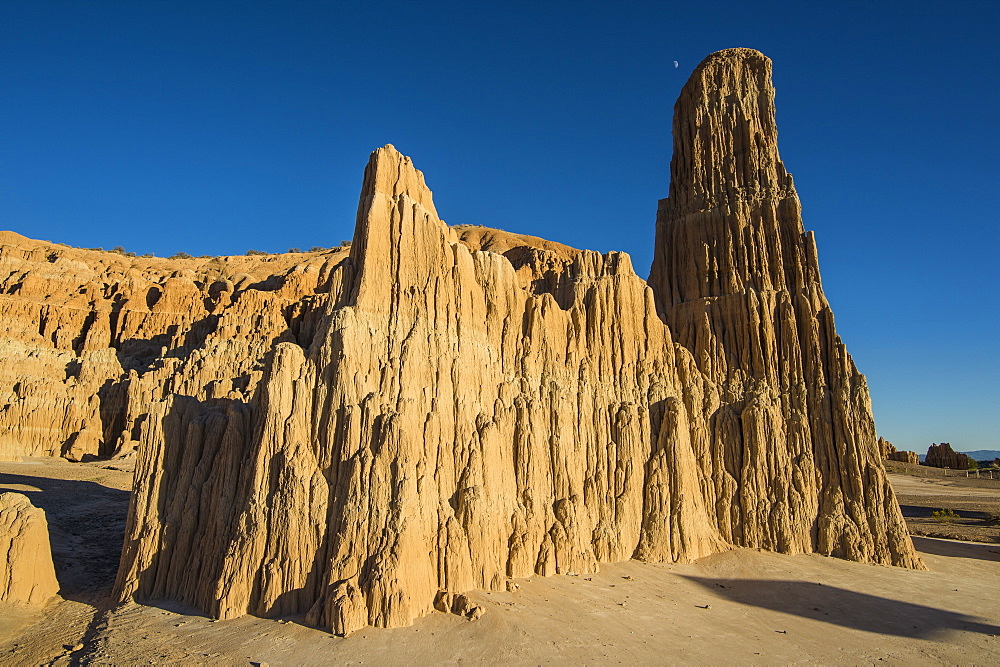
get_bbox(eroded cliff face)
[0,234,349,461]
[115,145,727,634]
[648,48,919,567]
[2,47,921,634]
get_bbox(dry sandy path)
[888,473,1000,498]
[1,459,998,664]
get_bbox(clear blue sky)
[2,1,997,453]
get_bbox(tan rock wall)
[878,437,897,458]
[888,451,920,465]
[0,232,347,460]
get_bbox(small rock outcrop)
[925,443,972,470]
[0,493,59,606]
[879,437,896,458]
[888,451,920,465]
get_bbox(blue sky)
[2,1,997,452]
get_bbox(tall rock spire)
[666,48,791,212]
[649,48,920,567]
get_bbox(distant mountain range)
[959,450,1000,461]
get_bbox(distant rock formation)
[888,451,920,465]
[878,438,919,464]
[924,443,972,470]
[0,493,59,606]
[1,47,921,634]
[878,437,896,458]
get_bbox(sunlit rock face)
[0,47,921,635]
[648,48,919,568]
[0,229,348,462]
[114,144,730,635]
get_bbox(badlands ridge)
[0,48,920,632]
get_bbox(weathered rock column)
[649,48,921,568]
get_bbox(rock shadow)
[911,535,1000,562]
[126,394,256,617]
[0,471,131,604]
[898,504,994,521]
[682,575,1000,638]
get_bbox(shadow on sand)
[682,575,1000,638]
[0,471,131,604]
[898,504,993,521]
[912,535,1000,562]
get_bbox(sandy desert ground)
[1,458,999,665]
[887,464,1000,544]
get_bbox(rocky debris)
[925,443,972,470]
[0,492,59,606]
[0,47,920,635]
[434,592,486,621]
[888,451,920,465]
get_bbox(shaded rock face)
[0,47,918,633]
[0,492,59,606]
[647,48,918,565]
[925,443,971,470]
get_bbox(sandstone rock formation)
[878,437,896,458]
[648,48,917,567]
[888,451,920,465]
[924,443,972,470]
[0,493,59,606]
[0,232,348,461]
[878,438,918,464]
[115,144,728,634]
[1,47,921,635]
